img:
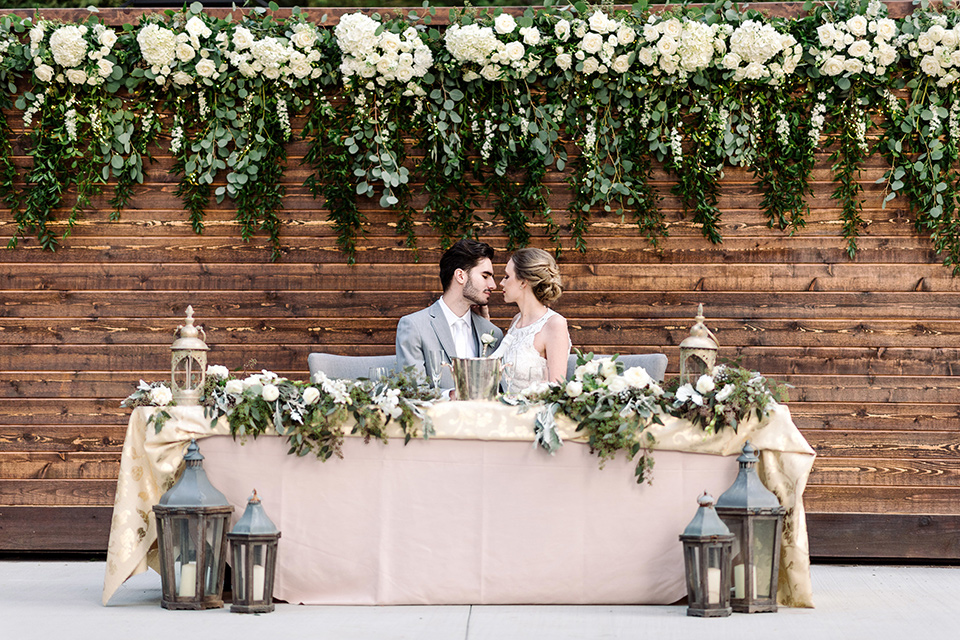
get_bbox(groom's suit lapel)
[428,301,458,361]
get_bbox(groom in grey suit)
[396,239,504,385]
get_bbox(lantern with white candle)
[679,492,734,617]
[228,490,281,613]
[715,441,786,613]
[153,440,233,610]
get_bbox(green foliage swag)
[3,1,960,272]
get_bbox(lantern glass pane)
[174,516,198,598]
[752,518,777,598]
[173,356,203,391]
[252,543,268,601]
[203,518,224,596]
[233,542,247,599]
[684,545,701,604]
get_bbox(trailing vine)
[2,2,960,273]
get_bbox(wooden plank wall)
[2,3,959,558]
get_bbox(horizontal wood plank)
[0,479,116,506]
[807,513,960,559]
[0,506,112,551]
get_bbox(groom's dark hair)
[439,239,494,292]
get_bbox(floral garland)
[119,354,787,485]
[6,3,960,272]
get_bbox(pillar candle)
[178,562,197,598]
[707,567,721,604]
[252,564,266,601]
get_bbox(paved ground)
[2,561,956,639]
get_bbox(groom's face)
[460,258,496,306]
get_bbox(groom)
[396,239,503,384]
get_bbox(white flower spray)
[277,97,291,140]
[64,95,77,142]
[669,126,683,163]
[808,92,827,146]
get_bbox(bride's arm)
[539,314,572,383]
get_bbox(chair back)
[308,353,397,381]
[565,353,668,382]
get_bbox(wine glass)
[425,350,444,389]
[368,367,389,382]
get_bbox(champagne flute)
[425,350,444,389]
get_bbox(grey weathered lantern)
[153,439,234,610]
[171,306,208,405]
[679,492,734,618]
[715,441,786,613]
[679,304,719,385]
[228,490,281,614]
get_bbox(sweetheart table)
[102,401,815,607]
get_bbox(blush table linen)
[102,401,815,607]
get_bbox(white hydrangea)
[634,16,725,79]
[724,20,802,85]
[137,24,177,70]
[49,25,88,68]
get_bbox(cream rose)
[662,18,683,39]
[581,32,603,54]
[195,58,217,78]
[505,41,525,61]
[846,15,868,37]
[302,386,321,405]
[97,59,114,78]
[606,376,628,394]
[696,375,716,395]
[565,380,584,398]
[847,40,871,59]
[224,379,244,394]
[206,365,230,379]
[34,64,54,83]
[623,366,652,389]
[822,56,845,76]
[555,52,572,71]
[494,13,516,35]
[65,68,87,84]
[581,56,599,74]
[261,383,280,402]
[150,385,173,406]
[611,54,631,74]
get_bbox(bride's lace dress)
[491,309,566,394]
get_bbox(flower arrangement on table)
[123,363,441,461]
[123,354,786,484]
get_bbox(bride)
[491,247,572,394]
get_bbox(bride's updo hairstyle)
[511,247,563,306]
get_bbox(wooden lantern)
[171,305,208,405]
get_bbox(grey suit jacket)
[396,300,504,385]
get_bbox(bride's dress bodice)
[492,309,561,395]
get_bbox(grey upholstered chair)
[307,353,398,380]
[565,353,668,382]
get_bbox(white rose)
[846,15,868,37]
[555,52,572,71]
[66,69,87,85]
[261,383,280,402]
[662,18,682,39]
[600,358,618,379]
[581,32,603,54]
[617,25,636,46]
[494,13,516,35]
[176,43,196,62]
[480,64,502,81]
[642,24,659,43]
[696,374,716,395]
[242,374,262,390]
[928,25,946,43]
[816,23,836,47]
[843,58,864,74]
[225,379,244,394]
[302,386,321,405]
[34,64,54,83]
[921,55,942,76]
[505,41,525,61]
[520,27,541,46]
[715,384,735,402]
[233,26,254,50]
[555,19,571,42]
[186,16,212,40]
[637,47,655,66]
[206,365,230,379]
[581,56,599,74]
[847,40,870,59]
[822,56,845,76]
[941,29,959,49]
[97,59,114,78]
[675,383,702,406]
[657,35,678,57]
[195,58,217,78]
[171,70,192,86]
[722,52,742,70]
[99,29,118,49]
[606,377,628,394]
[150,385,173,406]
[611,54,630,74]
[875,18,897,42]
[623,366,652,389]
[660,57,679,74]
[291,28,317,50]
[918,33,935,53]
[565,380,584,398]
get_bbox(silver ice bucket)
[451,357,502,401]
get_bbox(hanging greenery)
[3,2,960,273]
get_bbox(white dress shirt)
[438,297,477,358]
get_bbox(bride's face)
[500,259,524,304]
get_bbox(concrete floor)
[1,561,956,639]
